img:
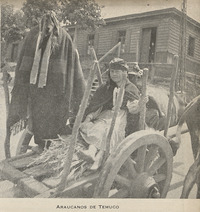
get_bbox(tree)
[22,0,61,28]
[1,3,26,44]
[22,0,105,31]
[60,0,105,30]
[1,3,27,64]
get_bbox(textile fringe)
[10,119,27,136]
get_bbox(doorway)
[140,27,157,63]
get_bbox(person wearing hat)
[7,11,86,152]
[78,58,143,169]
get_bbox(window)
[117,30,126,53]
[188,36,195,57]
[87,34,95,54]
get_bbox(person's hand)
[80,122,93,133]
[127,100,139,114]
[84,114,93,123]
[138,69,143,77]
[138,96,149,108]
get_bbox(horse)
[174,95,200,198]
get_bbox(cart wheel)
[93,130,173,198]
[16,127,33,155]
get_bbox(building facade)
[69,7,200,81]
[5,8,200,83]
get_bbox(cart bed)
[0,124,188,198]
[0,150,99,198]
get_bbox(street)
[167,133,196,198]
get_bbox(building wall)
[168,15,200,74]
[76,14,172,65]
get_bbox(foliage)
[22,0,61,27]
[22,0,105,30]
[60,0,105,30]
[1,0,104,62]
[1,3,26,44]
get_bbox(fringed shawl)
[7,26,86,135]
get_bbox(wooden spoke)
[94,131,173,198]
[109,188,129,198]
[135,145,147,173]
[124,158,137,178]
[148,157,166,176]
[115,174,131,188]
[144,146,159,171]
[153,173,166,183]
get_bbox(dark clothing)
[8,26,86,144]
[84,79,140,136]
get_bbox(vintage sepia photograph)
[0,0,200,211]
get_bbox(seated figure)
[78,58,144,169]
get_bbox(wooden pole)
[136,40,139,62]
[55,61,97,194]
[139,68,149,130]
[103,79,126,161]
[99,42,121,63]
[90,48,103,86]
[117,42,121,57]
[2,67,11,158]
[164,55,179,137]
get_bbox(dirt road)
[0,74,197,198]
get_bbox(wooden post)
[104,79,126,161]
[2,67,11,158]
[150,63,155,83]
[55,61,97,194]
[136,39,139,62]
[99,42,121,63]
[90,48,103,86]
[117,42,121,57]
[139,68,149,130]
[164,55,179,137]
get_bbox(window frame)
[87,33,95,54]
[187,35,195,57]
[117,30,126,53]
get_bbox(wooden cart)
[0,45,187,198]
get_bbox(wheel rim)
[93,130,173,198]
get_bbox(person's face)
[110,69,127,84]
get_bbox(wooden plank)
[34,188,56,198]
[42,177,60,189]
[7,151,37,162]
[42,172,76,189]
[58,173,98,198]
[9,154,39,169]
[23,164,54,179]
[18,177,50,197]
[0,161,27,184]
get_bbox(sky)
[2,0,200,23]
[96,0,200,23]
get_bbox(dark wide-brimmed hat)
[109,58,129,71]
